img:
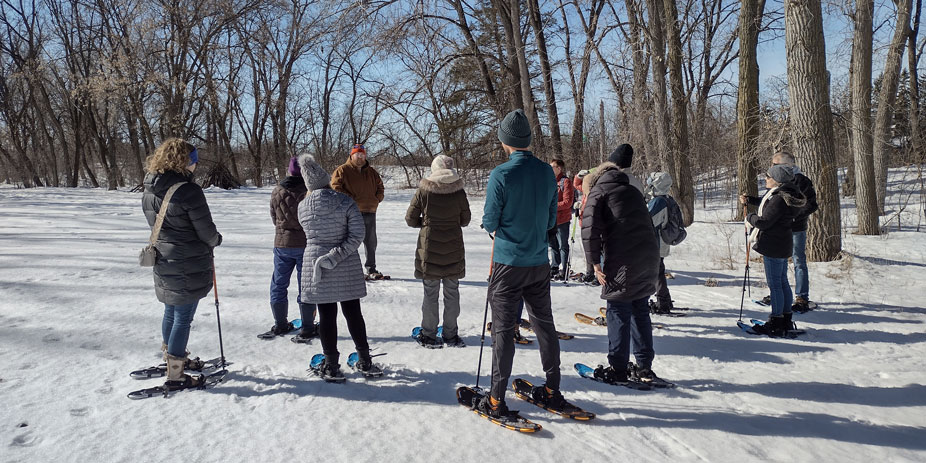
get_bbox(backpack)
[659,196,687,246]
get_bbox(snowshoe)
[511,378,594,420]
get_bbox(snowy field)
[1,168,925,462]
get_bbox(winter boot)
[320,355,345,382]
[415,333,443,349]
[792,297,810,313]
[529,384,582,414]
[648,300,671,315]
[763,316,787,337]
[270,321,296,336]
[782,312,795,331]
[164,354,204,390]
[593,365,628,384]
[354,351,384,376]
[761,295,772,305]
[474,395,509,419]
[270,302,288,328]
[442,334,466,348]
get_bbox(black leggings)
[317,299,369,361]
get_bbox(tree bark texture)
[850,0,879,234]
[735,0,763,219]
[662,0,695,226]
[784,0,842,260]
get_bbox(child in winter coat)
[405,155,471,348]
[740,164,807,337]
[142,139,222,390]
[267,157,317,342]
[297,154,379,380]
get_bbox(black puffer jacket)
[142,171,222,305]
[271,175,307,248]
[581,163,659,302]
[791,173,818,232]
[746,183,806,258]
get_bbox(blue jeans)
[792,231,808,299]
[549,222,570,271]
[605,297,654,370]
[270,247,303,305]
[763,257,792,317]
[162,302,199,357]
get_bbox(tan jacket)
[330,157,385,213]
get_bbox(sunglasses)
[353,144,365,150]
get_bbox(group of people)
[140,109,817,407]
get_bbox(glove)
[315,252,337,270]
[214,233,223,247]
[573,200,582,210]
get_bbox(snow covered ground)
[1,168,925,462]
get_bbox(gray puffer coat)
[142,170,222,305]
[298,188,367,304]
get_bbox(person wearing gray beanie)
[766,164,795,185]
[266,155,316,342]
[298,154,332,191]
[473,108,590,420]
[497,109,532,148]
[739,161,807,338]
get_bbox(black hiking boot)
[593,365,628,384]
[271,321,295,336]
[474,395,509,419]
[415,333,444,349]
[529,384,582,414]
[648,300,672,315]
[442,335,466,348]
[320,359,345,382]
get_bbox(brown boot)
[165,354,204,390]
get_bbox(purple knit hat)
[288,156,301,176]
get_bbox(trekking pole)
[738,203,750,322]
[212,265,227,368]
[474,227,496,391]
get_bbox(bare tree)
[784,0,842,260]
[849,0,879,234]
[735,0,764,219]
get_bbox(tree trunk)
[907,0,922,161]
[850,0,880,234]
[872,0,912,212]
[662,0,695,225]
[509,0,543,151]
[646,0,673,173]
[784,0,842,260]
[736,0,764,219]
[527,0,563,157]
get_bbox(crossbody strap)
[149,182,187,245]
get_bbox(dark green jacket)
[406,177,471,279]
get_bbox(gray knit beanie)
[497,109,532,148]
[298,154,331,191]
[767,164,795,184]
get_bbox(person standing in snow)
[646,172,680,314]
[573,168,598,286]
[268,157,317,342]
[142,138,222,389]
[330,144,385,279]
[739,164,807,337]
[298,155,379,380]
[477,109,584,418]
[581,157,663,385]
[548,158,574,281]
[607,144,644,193]
[405,155,471,348]
[773,152,818,312]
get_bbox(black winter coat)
[580,163,659,302]
[746,184,806,259]
[791,173,818,232]
[271,175,307,248]
[143,171,222,305]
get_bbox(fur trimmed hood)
[419,177,465,194]
[582,161,626,194]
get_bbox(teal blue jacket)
[482,151,557,267]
